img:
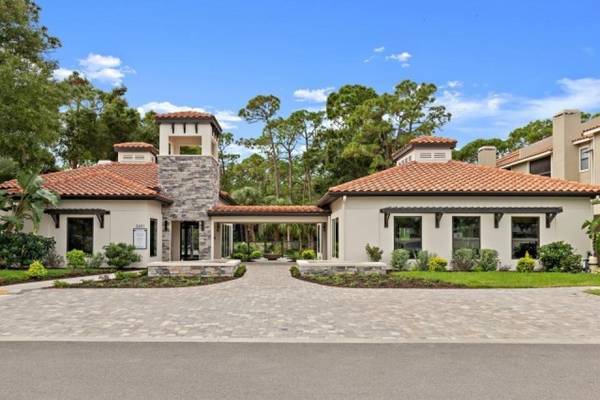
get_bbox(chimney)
[552,109,581,180]
[477,146,497,167]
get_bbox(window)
[511,217,539,259]
[171,123,175,133]
[580,147,591,171]
[394,216,422,258]
[529,156,551,176]
[150,219,157,257]
[452,216,480,255]
[67,218,93,254]
[332,218,339,258]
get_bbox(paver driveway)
[1,263,600,343]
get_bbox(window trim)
[66,217,94,254]
[580,146,591,172]
[393,215,422,259]
[452,216,481,255]
[511,216,540,260]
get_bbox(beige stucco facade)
[26,199,163,268]
[328,195,593,269]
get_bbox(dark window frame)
[511,216,540,259]
[393,216,422,258]
[529,155,551,177]
[452,216,481,255]
[150,219,158,257]
[67,217,94,254]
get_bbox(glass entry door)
[180,221,200,260]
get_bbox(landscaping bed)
[585,289,600,296]
[297,272,463,288]
[292,267,600,289]
[54,265,247,288]
[0,268,116,286]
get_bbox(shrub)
[300,249,316,260]
[232,252,251,262]
[365,244,383,262]
[53,280,69,288]
[86,252,105,269]
[290,265,301,278]
[414,250,432,271]
[66,249,87,269]
[428,256,448,272]
[391,249,410,271]
[0,232,55,268]
[452,248,477,271]
[249,250,262,260]
[539,241,583,272]
[285,249,300,261]
[234,265,247,278]
[114,271,128,280]
[233,242,251,255]
[43,249,64,268]
[26,261,48,279]
[103,243,141,269]
[516,252,536,272]
[476,249,499,272]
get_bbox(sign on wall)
[133,228,147,250]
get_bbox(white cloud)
[386,52,412,63]
[293,87,335,103]
[52,67,75,81]
[401,63,410,68]
[363,56,374,63]
[373,46,385,53]
[446,80,463,89]
[79,54,121,71]
[136,101,242,130]
[436,77,600,142]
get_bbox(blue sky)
[40,0,600,153]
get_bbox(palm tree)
[0,171,59,233]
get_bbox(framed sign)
[133,228,147,250]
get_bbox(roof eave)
[318,190,600,206]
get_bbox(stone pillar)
[158,155,220,261]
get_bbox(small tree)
[365,244,383,262]
[0,171,59,233]
[103,243,140,269]
[582,216,600,256]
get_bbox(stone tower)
[155,111,221,261]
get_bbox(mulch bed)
[55,275,236,289]
[297,274,465,289]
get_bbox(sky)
[39,0,600,155]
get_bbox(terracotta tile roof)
[409,136,457,145]
[318,160,600,206]
[155,111,214,120]
[155,111,222,132]
[496,136,553,167]
[113,142,158,154]
[582,115,600,133]
[0,163,171,203]
[208,205,330,216]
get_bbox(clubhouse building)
[2,110,600,268]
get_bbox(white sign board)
[133,228,147,249]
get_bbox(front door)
[180,221,200,260]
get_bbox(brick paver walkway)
[1,263,600,343]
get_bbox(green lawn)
[0,268,114,286]
[390,271,600,288]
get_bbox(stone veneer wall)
[158,156,220,261]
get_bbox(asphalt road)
[1,342,599,399]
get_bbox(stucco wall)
[330,195,592,268]
[26,199,163,267]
